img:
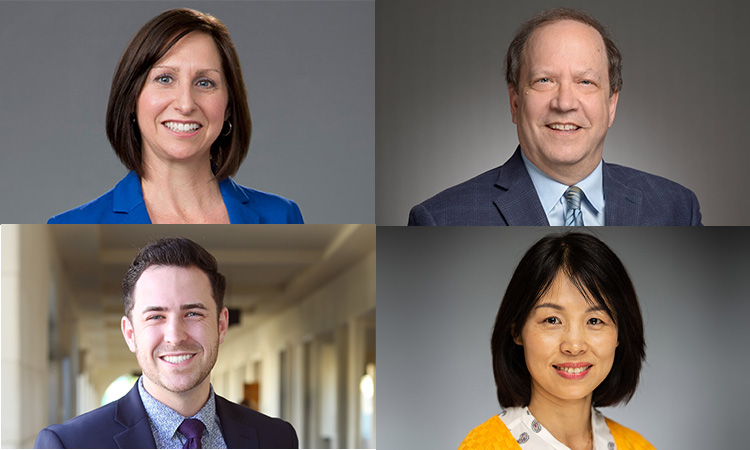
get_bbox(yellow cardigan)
[458,415,655,450]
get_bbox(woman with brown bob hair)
[48,8,303,223]
[459,233,654,450]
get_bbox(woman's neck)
[140,159,230,224]
[528,392,593,450]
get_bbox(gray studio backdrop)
[378,226,750,450]
[0,1,373,224]
[376,0,750,225]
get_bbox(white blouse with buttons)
[497,406,616,450]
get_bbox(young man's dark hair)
[121,237,226,319]
[36,236,298,449]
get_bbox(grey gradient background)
[0,1,373,224]
[378,226,750,449]
[376,0,750,225]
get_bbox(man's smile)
[546,123,582,131]
[160,353,197,364]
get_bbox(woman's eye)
[197,79,216,88]
[588,317,603,325]
[544,317,560,325]
[155,75,173,84]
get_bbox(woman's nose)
[173,84,197,114]
[560,326,587,355]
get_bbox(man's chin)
[161,375,210,393]
[143,372,208,395]
[538,146,601,168]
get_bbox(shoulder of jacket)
[605,417,656,450]
[47,188,116,223]
[604,162,692,193]
[458,416,519,450]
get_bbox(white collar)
[497,405,616,450]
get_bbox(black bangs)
[491,232,644,408]
[563,268,618,326]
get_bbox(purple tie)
[179,418,205,449]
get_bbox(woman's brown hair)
[106,8,251,180]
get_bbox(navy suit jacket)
[34,383,298,449]
[47,171,303,224]
[408,147,702,226]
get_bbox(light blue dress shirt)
[137,376,227,449]
[521,152,605,226]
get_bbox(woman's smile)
[553,362,593,379]
[136,31,228,166]
[516,271,618,404]
[162,121,203,136]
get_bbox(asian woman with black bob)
[459,232,655,450]
[48,8,303,224]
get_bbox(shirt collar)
[521,151,604,215]
[137,376,222,445]
[499,405,615,450]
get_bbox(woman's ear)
[512,324,523,346]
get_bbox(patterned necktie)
[179,419,205,449]
[565,186,584,226]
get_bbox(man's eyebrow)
[527,68,553,77]
[575,68,602,79]
[141,303,208,313]
[534,302,606,313]
[181,303,208,311]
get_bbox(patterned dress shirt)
[137,376,227,449]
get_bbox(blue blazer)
[48,171,303,224]
[408,147,702,226]
[34,382,298,449]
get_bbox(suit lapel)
[219,177,261,224]
[111,172,264,224]
[602,162,643,226]
[492,148,549,226]
[215,395,260,448]
[113,383,157,448]
[112,171,152,223]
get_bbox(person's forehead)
[523,19,606,62]
[132,265,212,308]
[156,31,224,68]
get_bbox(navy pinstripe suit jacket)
[408,147,702,226]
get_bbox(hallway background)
[1,224,376,449]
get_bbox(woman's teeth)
[164,122,201,133]
[555,365,590,374]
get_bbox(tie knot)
[179,419,205,449]
[565,186,583,210]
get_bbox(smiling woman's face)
[515,271,618,406]
[136,31,229,171]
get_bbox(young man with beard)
[35,237,298,449]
